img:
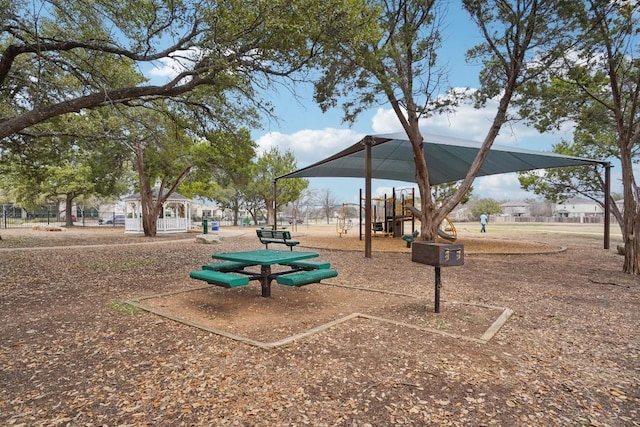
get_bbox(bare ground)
[0,224,638,426]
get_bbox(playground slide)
[404,205,457,242]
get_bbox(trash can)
[202,219,208,234]
[212,221,219,231]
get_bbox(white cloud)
[146,48,201,80]
[370,184,418,199]
[472,173,533,201]
[255,128,364,166]
[370,96,575,149]
[370,107,403,134]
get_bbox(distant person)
[480,213,488,233]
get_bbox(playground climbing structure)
[341,187,457,242]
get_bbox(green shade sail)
[277,132,605,184]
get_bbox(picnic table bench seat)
[276,269,338,287]
[256,229,300,250]
[202,260,255,272]
[279,260,331,270]
[189,270,250,288]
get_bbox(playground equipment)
[342,187,419,241]
[364,187,417,237]
[344,186,458,243]
[336,203,357,237]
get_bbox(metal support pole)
[272,180,278,230]
[359,188,363,241]
[364,137,373,258]
[392,187,396,236]
[434,266,441,313]
[604,163,611,250]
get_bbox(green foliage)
[464,0,577,108]
[181,128,256,200]
[2,0,374,232]
[518,139,607,205]
[0,109,133,209]
[179,127,257,226]
[470,198,502,219]
[1,0,378,139]
[108,302,145,315]
[314,0,451,124]
[432,181,473,206]
[245,147,308,222]
[513,0,639,273]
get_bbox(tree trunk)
[139,177,158,237]
[135,144,158,237]
[65,194,74,227]
[232,207,239,227]
[619,144,639,274]
[622,202,640,274]
[266,202,275,227]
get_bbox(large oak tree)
[1,0,377,236]
[314,0,575,244]
[1,0,376,139]
[516,0,640,274]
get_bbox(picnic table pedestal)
[411,242,464,313]
[260,265,272,297]
[211,249,320,297]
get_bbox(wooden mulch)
[0,225,638,426]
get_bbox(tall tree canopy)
[246,147,308,224]
[179,128,257,227]
[0,108,132,224]
[0,0,377,140]
[0,0,377,237]
[515,0,640,274]
[314,0,574,247]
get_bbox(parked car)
[99,214,126,225]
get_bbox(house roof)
[558,196,596,205]
[277,132,606,184]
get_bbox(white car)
[99,214,126,225]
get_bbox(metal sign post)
[411,242,464,313]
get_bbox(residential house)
[554,196,604,220]
[500,201,530,217]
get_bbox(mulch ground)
[0,226,638,426]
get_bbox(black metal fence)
[0,210,234,229]
[0,210,119,229]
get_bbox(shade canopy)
[277,132,605,184]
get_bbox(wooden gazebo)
[123,188,192,234]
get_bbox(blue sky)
[149,2,622,204]
[249,4,586,204]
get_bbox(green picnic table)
[212,249,321,297]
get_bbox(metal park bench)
[256,229,300,250]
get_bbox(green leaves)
[244,146,308,223]
[470,198,502,219]
[1,0,377,139]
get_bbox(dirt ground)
[0,223,638,426]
